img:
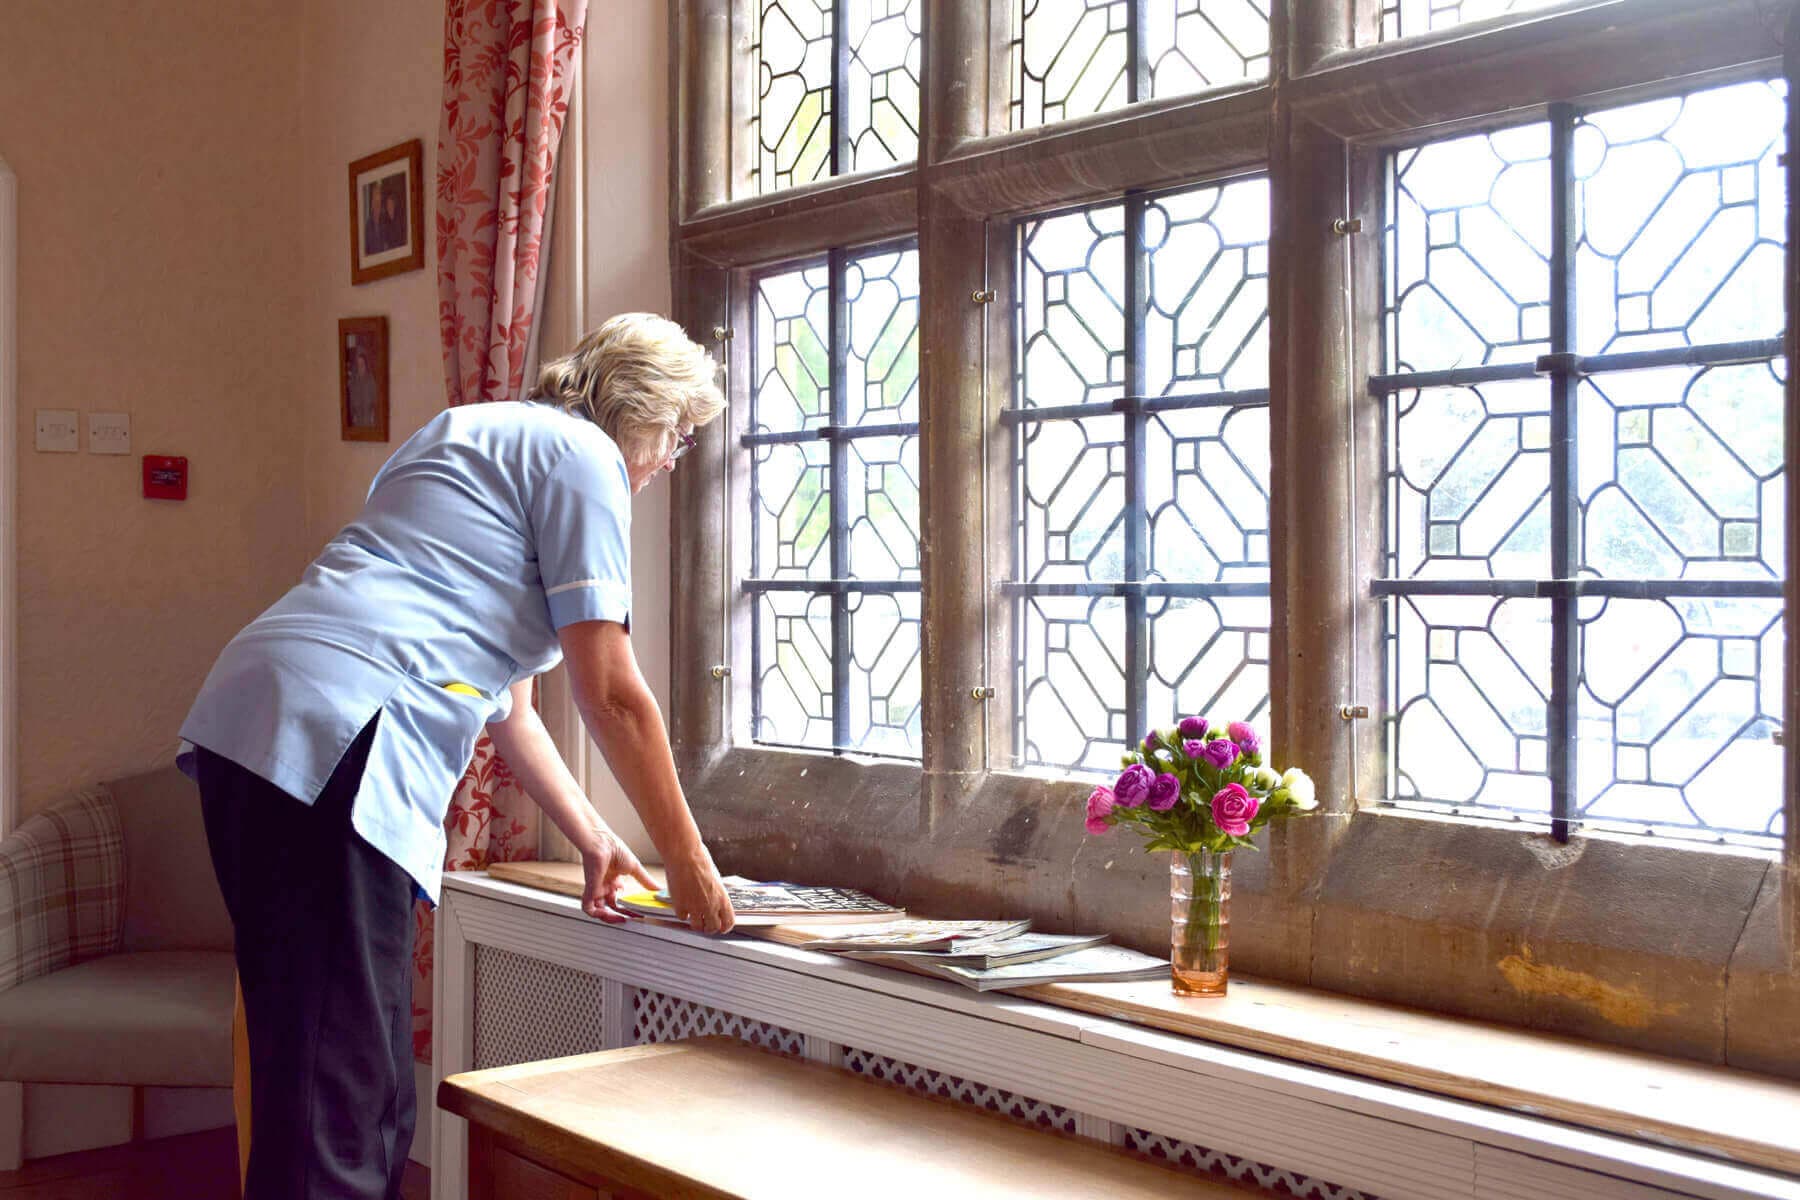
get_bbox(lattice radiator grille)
[629,987,808,1056]
[471,945,606,1070]
[1127,1128,1380,1200]
[842,1047,1079,1134]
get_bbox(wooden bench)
[438,1037,1267,1198]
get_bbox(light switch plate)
[88,411,131,455]
[34,409,78,453]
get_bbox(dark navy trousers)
[197,718,416,1200]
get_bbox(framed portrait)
[348,139,424,285]
[338,316,390,442]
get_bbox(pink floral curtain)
[413,0,588,1064]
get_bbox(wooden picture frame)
[338,316,390,442]
[348,139,425,285]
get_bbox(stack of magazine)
[617,878,1164,992]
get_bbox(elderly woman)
[180,313,735,1200]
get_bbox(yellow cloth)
[441,682,483,698]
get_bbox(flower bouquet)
[1084,717,1316,996]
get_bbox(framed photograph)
[338,317,390,442]
[348,139,424,285]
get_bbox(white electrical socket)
[88,411,131,455]
[34,409,78,453]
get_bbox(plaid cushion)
[0,788,125,993]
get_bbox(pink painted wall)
[0,1,310,814]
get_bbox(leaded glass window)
[1009,0,1271,132]
[1010,177,1272,771]
[1376,77,1788,842]
[747,244,923,755]
[1378,0,1567,41]
[752,0,923,195]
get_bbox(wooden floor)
[0,1128,428,1200]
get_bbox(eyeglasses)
[670,431,698,462]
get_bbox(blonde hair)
[533,313,725,466]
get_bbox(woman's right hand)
[664,844,735,935]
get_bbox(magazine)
[753,918,1032,952]
[844,931,1108,970]
[617,882,905,926]
[843,943,1166,992]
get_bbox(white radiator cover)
[434,874,1797,1200]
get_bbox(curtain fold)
[413,0,588,1064]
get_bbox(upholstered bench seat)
[0,950,234,1087]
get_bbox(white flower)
[1280,767,1317,810]
[1251,766,1281,791]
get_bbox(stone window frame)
[663,0,1800,1073]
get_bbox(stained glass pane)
[846,247,921,425]
[1018,414,1127,584]
[1011,0,1270,132]
[753,264,833,435]
[1577,598,1784,840]
[1145,177,1270,396]
[1146,405,1268,583]
[845,0,922,174]
[1387,381,1551,581]
[1147,595,1270,732]
[1019,205,1127,409]
[1379,0,1566,42]
[845,434,920,579]
[754,0,834,193]
[751,439,833,580]
[1016,593,1129,771]
[754,591,835,748]
[846,590,922,754]
[1579,362,1786,582]
[1386,124,1552,372]
[1575,79,1788,355]
[1387,595,1552,820]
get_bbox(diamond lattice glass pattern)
[1380,78,1786,842]
[845,0,922,175]
[1010,0,1270,132]
[748,248,922,757]
[1014,176,1270,772]
[1379,0,1566,41]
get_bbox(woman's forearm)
[485,687,611,860]
[576,679,706,863]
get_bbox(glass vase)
[1170,849,1231,996]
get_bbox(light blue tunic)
[180,401,633,902]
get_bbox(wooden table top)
[438,1038,1264,1199]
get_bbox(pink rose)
[1228,721,1261,757]
[1147,772,1180,811]
[1181,738,1206,759]
[1211,783,1260,837]
[1084,786,1116,835]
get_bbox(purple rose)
[1084,786,1116,835]
[1142,731,1159,753]
[1114,763,1154,808]
[1178,716,1208,739]
[1181,738,1206,759]
[1147,772,1181,812]
[1201,739,1240,771]
[1211,783,1260,837]
[1228,720,1261,757]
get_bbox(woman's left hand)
[579,830,658,923]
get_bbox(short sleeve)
[529,441,633,629]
